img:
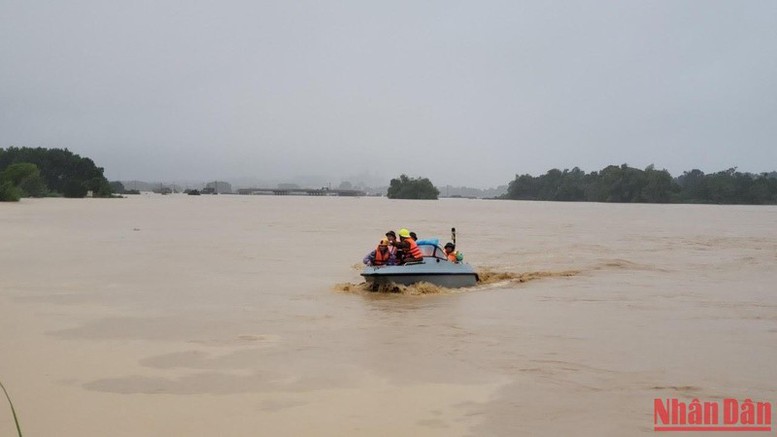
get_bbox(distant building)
[205,181,232,194]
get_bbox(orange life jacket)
[374,247,390,265]
[447,251,458,262]
[404,238,423,260]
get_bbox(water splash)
[334,268,581,296]
[475,268,581,286]
[333,281,446,295]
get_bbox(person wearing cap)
[385,230,401,259]
[397,228,424,264]
[363,238,397,266]
[444,242,463,263]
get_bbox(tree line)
[0,147,112,201]
[504,164,777,204]
[387,174,440,199]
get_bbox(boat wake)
[334,268,582,296]
[333,281,447,295]
[475,268,581,287]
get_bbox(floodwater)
[1,195,776,436]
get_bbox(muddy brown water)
[1,195,776,436]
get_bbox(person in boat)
[397,228,424,264]
[363,238,397,266]
[444,242,464,263]
[385,230,401,259]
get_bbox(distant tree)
[506,174,538,200]
[706,168,737,204]
[387,175,439,199]
[0,162,48,200]
[109,181,125,194]
[0,147,112,198]
[338,181,353,190]
[676,169,707,202]
[641,165,674,203]
[537,168,563,200]
[503,164,775,205]
[2,162,39,185]
[0,181,21,201]
[555,167,586,201]
[19,174,48,197]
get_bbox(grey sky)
[1,1,775,187]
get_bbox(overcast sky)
[1,1,775,187]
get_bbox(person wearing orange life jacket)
[444,242,464,263]
[384,230,401,259]
[363,238,397,266]
[397,228,424,264]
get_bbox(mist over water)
[1,195,776,436]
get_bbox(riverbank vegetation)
[504,165,777,204]
[0,147,112,201]
[387,174,440,200]
[0,162,47,201]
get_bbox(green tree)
[387,175,440,199]
[1,162,39,185]
[597,165,627,202]
[506,174,538,199]
[0,162,48,200]
[109,181,125,194]
[677,169,707,202]
[0,147,111,198]
[641,165,673,203]
[748,175,774,204]
[555,167,586,201]
[502,164,776,204]
[0,181,21,201]
[5,163,47,197]
[18,171,48,197]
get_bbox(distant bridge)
[237,187,366,197]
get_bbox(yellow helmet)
[379,238,389,246]
[398,228,411,238]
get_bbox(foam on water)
[333,281,447,295]
[334,267,582,296]
[475,268,581,285]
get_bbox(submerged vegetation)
[387,174,440,200]
[504,165,777,205]
[0,147,112,201]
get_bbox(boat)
[361,238,479,290]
